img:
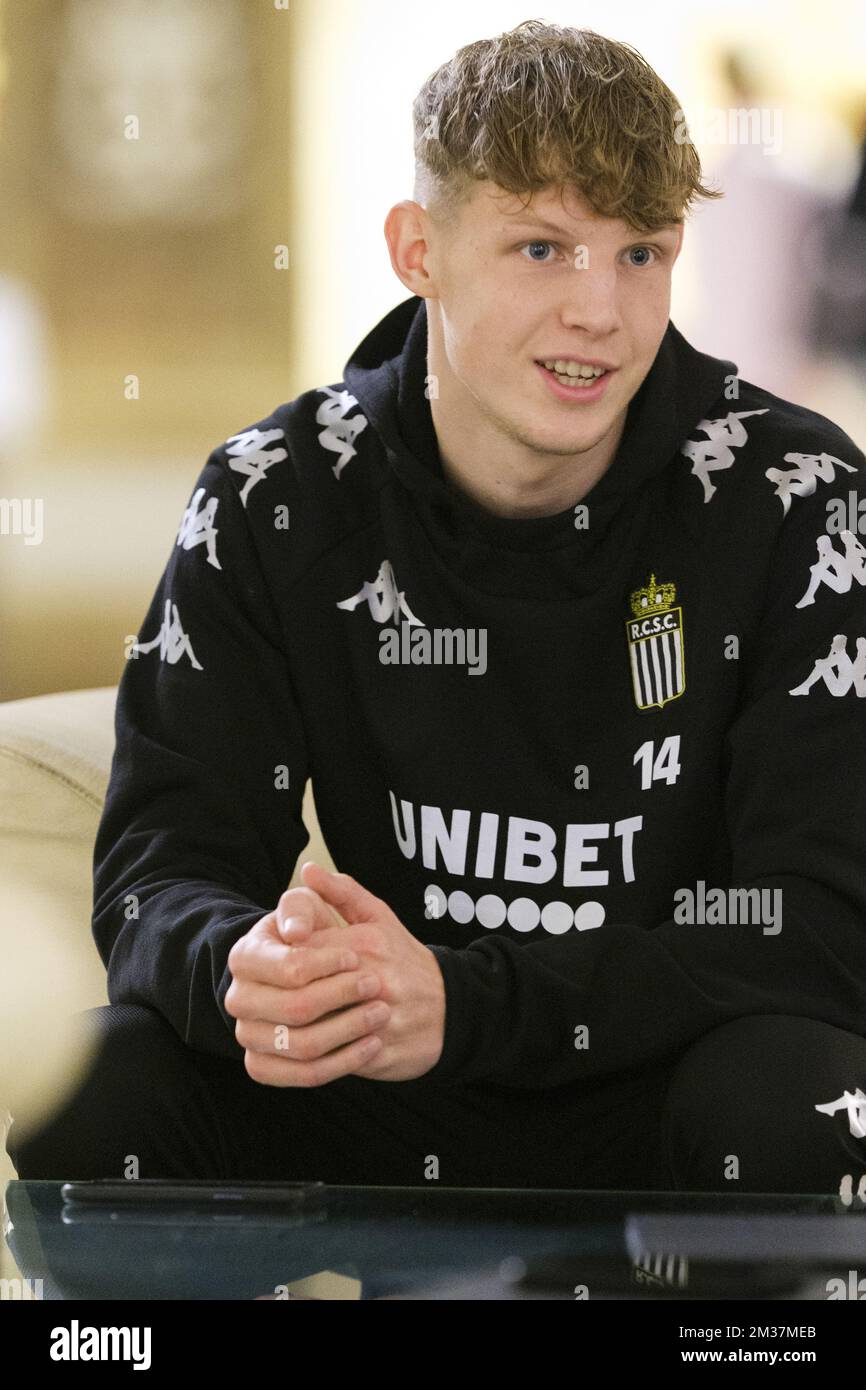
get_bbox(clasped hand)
[225,862,446,1086]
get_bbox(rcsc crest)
[625,573,685,710]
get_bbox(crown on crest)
[629,573,676,617]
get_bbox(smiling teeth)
[542,360,606,378]
[539,358,606,386]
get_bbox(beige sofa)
[0,683,334,1016]
[0,685,344,1292]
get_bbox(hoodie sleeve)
[424,463,866,1089]
[92,444,310,1061]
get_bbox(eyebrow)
[503,219,680,241]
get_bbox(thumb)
[300,862,382,925]
[274,874,342,943]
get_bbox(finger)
[226,959,382,1024]
[273,885,343,943]
[236,995,391,1061]
[300,864,384,926]
[244,1032,384,1089]
[227,935,360,992]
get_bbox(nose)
[559,256,622,338]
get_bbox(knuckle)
[345,974,368,1005]
[280,953,306,988]
[244,1050,264,1082]
[226,980,250,1017]
[281,991,313,1027]
[280,995,303,1026]
[286,1029,312,1061]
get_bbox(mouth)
[534,359,617,402]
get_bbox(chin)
[518,422,606,456]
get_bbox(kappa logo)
[131,598,203,671]
[681,408,769,502]
[625,573,685,711]
[814,1087,866,1138]
[765,450,858,515]
[316,387,368,480]
[225,428,288,506]
[789,632,866,696]
[795,529,866,608]
[336,559,424,625]
[177,487,221,569]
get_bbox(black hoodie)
[92,294,866,1087]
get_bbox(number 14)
[634,735,681,789]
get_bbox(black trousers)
[6,1004,866,1193]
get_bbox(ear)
[384,199,437,299]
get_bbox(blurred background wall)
[0,0,864,702]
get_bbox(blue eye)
[627,246,657,267]
[520,241,556,262]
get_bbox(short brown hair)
[412,20,722,233]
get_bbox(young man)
[9,22,866,1193]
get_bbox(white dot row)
[424,885,606,934]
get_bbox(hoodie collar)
[343,295,736,555]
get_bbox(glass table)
[5,1180,866,1301]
